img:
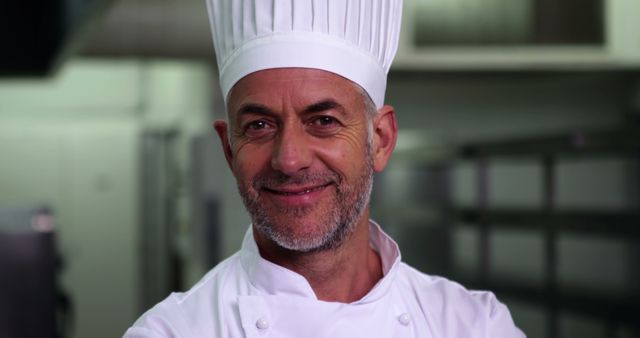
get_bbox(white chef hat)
[206,0,403,108]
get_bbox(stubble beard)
[237,144,374,253]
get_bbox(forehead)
[226,68,362,115]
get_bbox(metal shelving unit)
[454,128,640,338]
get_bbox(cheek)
[232,144,271,179]
[316,130,369,174]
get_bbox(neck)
[254,215,383,303]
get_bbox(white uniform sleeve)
[477,291,527,338]
[122,295,195,338]
[123,327,167,338]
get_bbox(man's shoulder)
[176,251,245,304]
[395,262,524,337]
[395,262,502,312]
[396,262,490,301]
[123,252,246,338]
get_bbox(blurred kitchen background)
[0,0,639,337]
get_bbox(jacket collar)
[239,220,402,304]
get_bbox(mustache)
[253,170,341,189]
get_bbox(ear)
[214,120,234,169]
[372,105,398,172]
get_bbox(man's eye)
[311,116,338,127]
[247,120,268,130]
[242,120,275,138]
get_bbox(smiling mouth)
[262,182,332,196]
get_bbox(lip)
[261,182,333,206]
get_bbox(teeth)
[268,184,328,195]
[277,187,319,195]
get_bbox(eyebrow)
[235,103,276,118]
[234,99,347,119]
[303,99,346,116]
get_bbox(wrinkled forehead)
[226,68,367,117]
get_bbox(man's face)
[216,68,393,252]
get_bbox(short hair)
[355,84,379,121]
[353,83,378,146]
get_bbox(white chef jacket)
[124,221,525,338]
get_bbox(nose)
[270,124,312,175]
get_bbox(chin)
[256,211,355,253]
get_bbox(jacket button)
[256,317,270,330]
[398,313,411,326]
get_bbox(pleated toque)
[206,0,403,108]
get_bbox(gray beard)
[237,144,374,253]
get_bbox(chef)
[124,0,525,337]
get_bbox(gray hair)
[356,84,379,119]
[354,84,378,146]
